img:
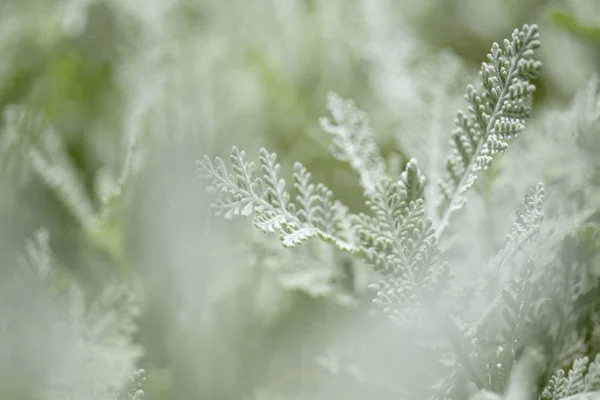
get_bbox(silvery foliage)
[436,25,542,236]
[200,23,600,400]
[0,103,144,399]
[0,104,141,231]
[0,228,143,400]
[118,369,146,400]
[520,76,600,206]
[541,355,600,400]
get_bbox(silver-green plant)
[199,24,600,400]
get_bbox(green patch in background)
[549,9,600,45]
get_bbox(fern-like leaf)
[198,146,355,249]
[499,262,536,357]
[320,92,387,193]
[472,182,546,330]
[437,24,542,237]
[355,159,427,277]
[493,182,545,273]
[542,357,592,400]
[117,369,146,400]
[585,355,600,393]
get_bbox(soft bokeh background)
[1,0,599,399]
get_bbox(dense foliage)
[1,1,600,400]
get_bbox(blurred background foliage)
[0,0,599,399]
